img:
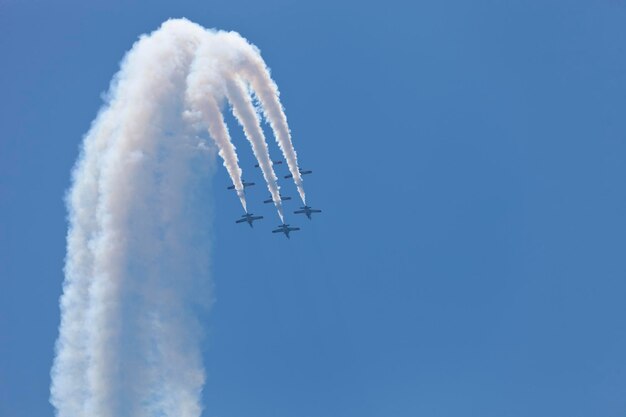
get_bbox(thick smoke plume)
[51,18,304,417]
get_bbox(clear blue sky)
[2,0,626,416]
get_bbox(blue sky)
[2,0,626,416]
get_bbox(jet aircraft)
[227,180,256,190]
[272,223,300,239]
[254,160,283,168]
[235,213,264,228]
[263,195,292,204]
[284,168,312,179]
[294,205,322,219]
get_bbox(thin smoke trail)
[184,41,249,211]
[187,31,304,217]
[226,77,284,221]
[217,32,307,204]
[51,18,304,417]
[185,96,248,211]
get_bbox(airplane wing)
[294,209,306,214]
[311,209,322,213]
[252,216,263,221]
[272,229,282,233]
[284,174,293,179]
[235,218,247,223]
[227,185,235,190]
[287,227,300,232]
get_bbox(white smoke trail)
[225,78,284,221]
[185,46,248,211]
[187,31,300,219]
[51,18,304,417]
[185,96,247,211]
[217,32,307,204]
[52,19,211,417]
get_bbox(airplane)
[294,205,322,220]
[284,168,312,179]
[254,160,283,168]
[263,194,292,204]
[227,180,256,190]
[272,223,300,239]
[235,213,264,228]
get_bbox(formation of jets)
[227,160,321,238]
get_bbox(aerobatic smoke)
[225,34,307,204]
[51,18,304,417]
[225,78,285,221]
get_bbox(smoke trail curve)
[217,32,307,204]
[51,18,305,417]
